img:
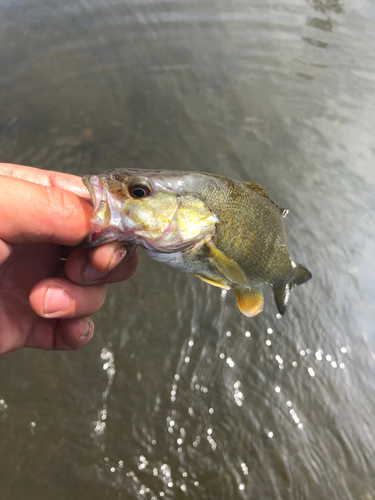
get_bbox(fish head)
[83,169,218,252]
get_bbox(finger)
[0,163,91,198]
[24,317,95,351]
[29,277,107,319]
[0,238,13,266]
[64,245,138,285]
[88,242,132,273]
[0,176,93,245]
[54,317,95,350]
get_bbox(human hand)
[0,163,138,355]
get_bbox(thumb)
[0,176,93,245]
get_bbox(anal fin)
[233,286,264,317]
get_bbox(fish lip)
[83,175,131,247]
[83,175,103,213]
[82,175,106,246]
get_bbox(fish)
[83,169,311,317]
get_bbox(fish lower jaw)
[84,224,132,247]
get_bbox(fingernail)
[82,262,108,283]
[79,318,94,341]
[107,245,128,272]
[44,286,71,315]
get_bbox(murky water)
[1,0,375,498]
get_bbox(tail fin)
[273,263,312,315]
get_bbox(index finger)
[0,163,90,199]
[0,175,92,245]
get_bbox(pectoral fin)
[206,241,248,287]
[195,274,230,290]
[233,286,264,317]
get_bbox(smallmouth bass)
[83,169,311,317]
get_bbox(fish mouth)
[83,175,122,247]
[83,175,103,215]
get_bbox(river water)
[1,0,375,498]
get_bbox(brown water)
[1,0,375,498]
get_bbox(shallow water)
[1,0,375,498]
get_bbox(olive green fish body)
[83,169,311,316]
[176,173,293,286]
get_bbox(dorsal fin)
[243,182,289,217]
[243,182,269,198]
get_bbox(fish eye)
[128,181,152,199]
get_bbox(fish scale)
[170,174,292,286]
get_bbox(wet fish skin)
[83,169,311,316]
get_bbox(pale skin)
[0,163,138,355]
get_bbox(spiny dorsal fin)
[205,241,248,287]
[243,182,289,217]
[243,182,269,198]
